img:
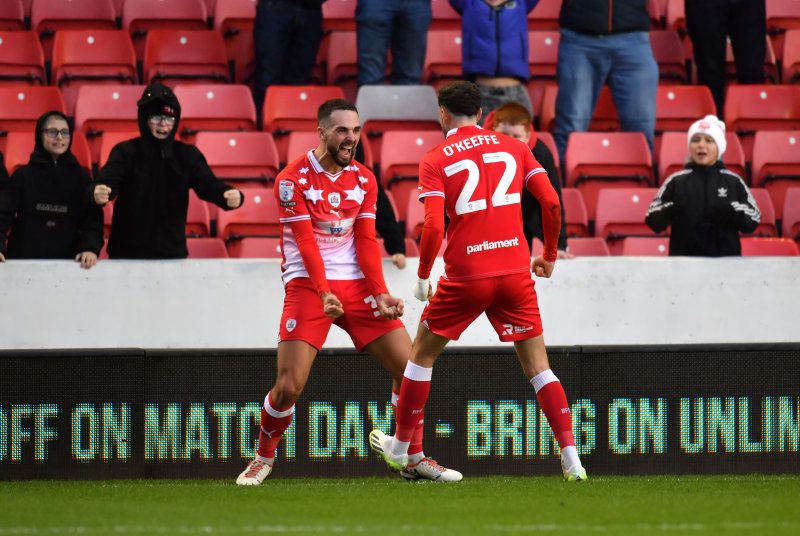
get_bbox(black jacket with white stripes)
[645,162,760,256]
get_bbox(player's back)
[418,125,541,281]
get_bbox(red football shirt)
[418,125,559,281]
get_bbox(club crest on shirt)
[286,319,297,332]
[328,192,341,208]
[279,180,294,202]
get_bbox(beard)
[329,140,356,167]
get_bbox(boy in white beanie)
[645,115,760,256]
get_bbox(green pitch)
[2,475,799,535]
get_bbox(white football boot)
[401,457,463,483]
[236,458,273,485]
[561,452,588,482]
[369,429,408,472]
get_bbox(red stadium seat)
[750,130,800,220]
[214,0,256,83]
[539,85,620,133]
[724,85,800,162]
[745,188,778,237]
[423,30,463,87]
[74,85,144,164]
[186,237,228,258]
[566,237,611,256]
[782,187,800,239]
[173,84,257,142]
[781,30,800,83]
[143,30,229,87]
[216,187,280,240]
[666,0,686,35]
[186,190,211,237]
[0,87,66,149]
[650,30,688,84]
[595,188,660,254]
[31,0,116,61]
[0,32,45,87]
[564,132,654,220]
[4,130,92,177]
[193,131,279,189]
[740,237,800,256]
[655,85,716,134]
[561,187,589,237]
[767,0,800,63]
[657,131,745,184]
[285,131,319,165]
[122,0,208,60]
[431,0,460,30]
[379,131,444,221]
[322,0,356,31]
[527,31,559,115]
[97,131,139,169]
[51,30,138,116]
[536,131,561,180]
[405,193,424,240]
[528,0,562,30]
[325,31,359,103]
[229,236,283,258]
[0,0,25,31]
[621,236,670,256]
[724,36,779,83]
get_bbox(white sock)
[408,452,424,465]
[255,455,274,466]
[390,437,410,458]
[561,445,581,470]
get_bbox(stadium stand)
[621,236,670,256]
[782,188,800,240]
[122,0,209,60]
[229,236,283,258]
[31,0,116,61]
[0,0,25,31]
[539,85,620,133]
[649,29,688,84]
[741,237,800,256]
[97,130,139,169]
[186,190,212,238]
[216,187,281,254]
[566,236,611,256]
[528,0,561,30]
[173,84,257,142]
[377,237,420,258]
[744,188,778,237]
[193,131,280,189]
[73,85,145,163]
[561,187,589,237]
[724,84,800,161]
[750,130,800,221]
[657,131,746,184]
[0,86,66,154]
[423,30,464,88]
[379,130,443,221]
[594,188,660,254]
[213,0,256,83]
[3,129,92,176]
[766,0,800,64]
[527,30,559,115]
[325,31,359,103]
[430,0,460,31]
[536,131,561,179]
[284,131,319,165]
[404,192,424,241]
[322,0,356,32]
[655,85,716,134]
[187,237,228,258]
[781,30,800,83]
[143,30,230,87]
[0,31,46,87]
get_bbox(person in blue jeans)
[356,0,432,87]
[553,0,658,163]
[252,0,324,119]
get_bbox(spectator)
[356,0,432,86]
[450,0,538,121]
[645,115,760,256]
[0,111,103,268]
[486,103,573,259]
[553,0,658,162]
[686,0,766,115]
[252,0,325,120]
[92,84,244,259]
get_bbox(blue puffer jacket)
[559,0,651,35]
[450,0,540,81]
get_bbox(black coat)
[523,139,568,252]
[645,162,760,256]
[0,149,103,259]
[559,0,651,35]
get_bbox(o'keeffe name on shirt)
[443,134,501,156]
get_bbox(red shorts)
[278,277,404,351]
[421,271,543,342]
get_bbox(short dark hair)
[437,82,482,117]
[317,99,358,126]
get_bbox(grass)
[1,475,799,535]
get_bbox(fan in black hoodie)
[92,84,244,259]
[0,111,103,268]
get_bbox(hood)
[31,110,79,166]
[136,83,182,147]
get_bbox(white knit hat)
[687,115,727,159]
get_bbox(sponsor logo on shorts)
[466,236,519,255]
[286,319,297,332]
[502,323,533,335]
[278,180,294,202]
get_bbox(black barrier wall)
[1,345,799,479]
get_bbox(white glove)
[413,278,431,302]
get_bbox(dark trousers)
[685,0,766,115]
[252,0,324,114]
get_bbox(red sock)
[533,370,575,449]
[393,390,424,455]
[256,392,294,458]
[395,362,432,443]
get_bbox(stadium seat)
[102,201,113,239]
[539,85,620,133]
[0,87,66,150]
[186,190,211,238]
[0,32,45,88]
[649,29,688,84]
[229,236,283,258]
[740,237,800,256]
[404,193,424,240]
[122,0,209,60]
[97,130,139,169]
[782,187,800,240]
[781,30,800,83]
[322,0,356,31]
[214,0,256,82]
[750,130,800,221]
[173,84,257,142]
[655,85,716,134]
[51,30,138,115]
[431,0,460,30]
[216,187,281,241]
[325,31,359,103]
[594,188,660,254]
[745,187,778,237]
[724,85,800,161]
[536,131,561,180]
[143,30,230,87]
[566,237,611,256]
[193,131,280,189]
[564,132,654,220]
[620,236,670,256]
[423,30,464,87]
[379,131,444,221]
[0,0,25,31]
[31,0,116,61]
[285,131,320,165]
[528,0,561,30]
[724,36,779,84]
[3,130,93,176]
[527,31,559,114]
[355,85,441,167]
[74,85,144,164]
[561,187,589,237]
[766,0,800,63]
[666,0,686,35]
[657,131,745,184]
[186,237,228,258]
[375,237,421,258]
